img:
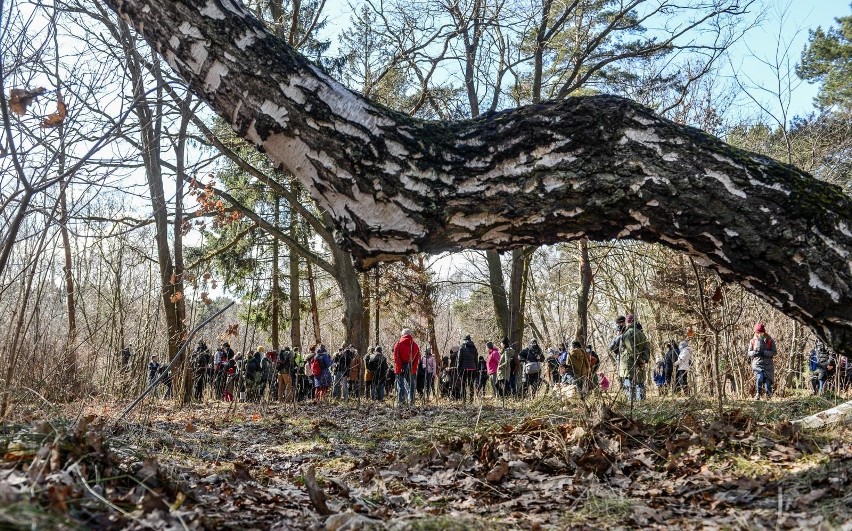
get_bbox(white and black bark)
[104,0,852,353]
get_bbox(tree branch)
[105,0,852,352]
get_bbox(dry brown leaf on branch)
[40,94,67,128]
[8,87,46,115]
[169,291,184,303]
[226,324,239,336]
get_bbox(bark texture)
[105,0,852,352]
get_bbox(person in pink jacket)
[486,341,501,397]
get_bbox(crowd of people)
[142,317,850,405]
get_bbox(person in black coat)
[457,335,478,403]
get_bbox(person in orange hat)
[748,323,777,400]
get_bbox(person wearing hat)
[748,323,777,400]
[620,314,650,401]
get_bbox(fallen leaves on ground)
[0,397,850,529]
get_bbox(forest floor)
[1,392,851,530]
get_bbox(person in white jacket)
[673,340,691,394]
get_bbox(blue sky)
[723,0,849,122]
[319,0,849,126]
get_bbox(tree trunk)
[59,184,78,383]
[576,238,592,345]
[332,246,366,355]
[508,248,528,349]
[306,259,321,345]
[173,87,192,403]
[374,266,380,346]
[271,229,281,351]
[117,22,188,401]
[289,216,301,350]
[362,272,371,347]
[485,251,509,338]
[104,0,852,354]
[0,190,35,279]
[416,255,440,357]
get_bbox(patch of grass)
[405,514,501,530]
[316,456,356,475]
[727,455,776,478]
[276,435,329,454]
[580,494,635,521]
[0,500,82,531]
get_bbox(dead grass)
[0,395,849,529]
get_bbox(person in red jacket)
[393,328,420,406]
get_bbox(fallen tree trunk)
[794,399,852,430]
[104,0,852,353]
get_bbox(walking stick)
[117,301,234,422]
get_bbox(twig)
[116,301,234,422]
[304,464,332,515]
[73,464,153,529]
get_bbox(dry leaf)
[8,87,46,115]
[185,421,196,432]
[49,443,61,472]
[40,94,66,128]
[233,461,253,482]
[486,460,508,483]
[170,491,187,511]
[46,484,71,512]
[170,291,184,303]
[136,456,160,488]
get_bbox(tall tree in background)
[797,6,852,112]
[113,19,193,401]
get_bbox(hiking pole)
[116,301,235,422]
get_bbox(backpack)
[310,357,322,376]
[546,357,559,374]
[261,358,272,379]
[509,350,520,372]
[367,353,382,373]
[524,361,541,375]
[277,350,292,373]
[808,351,819,372]
[588,350,600,371]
